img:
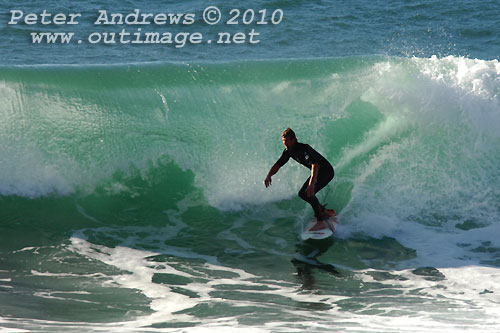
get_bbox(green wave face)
[1,57,499,232]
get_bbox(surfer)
[264,128,334,231]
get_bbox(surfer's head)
[282,128,297,149]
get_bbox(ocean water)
[1,1,500,332]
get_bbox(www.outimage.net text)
[8,8,284,47]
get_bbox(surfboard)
[301,209,338,241]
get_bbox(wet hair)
[282,128,296,139]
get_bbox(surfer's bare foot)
[323,209,335,217]
[310,220,328,231]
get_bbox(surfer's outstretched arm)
[264,163,281,187]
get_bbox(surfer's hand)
[264,176,272,187]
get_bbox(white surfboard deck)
[301,210,338,241]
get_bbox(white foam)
[62,228,500,332]
[339,56,499,237]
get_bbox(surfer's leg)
[315,168,334,217]
[298,169,334,220]
[298,178,324,220]
[315,167,334,194]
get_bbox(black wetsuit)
[276,142,334,219]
